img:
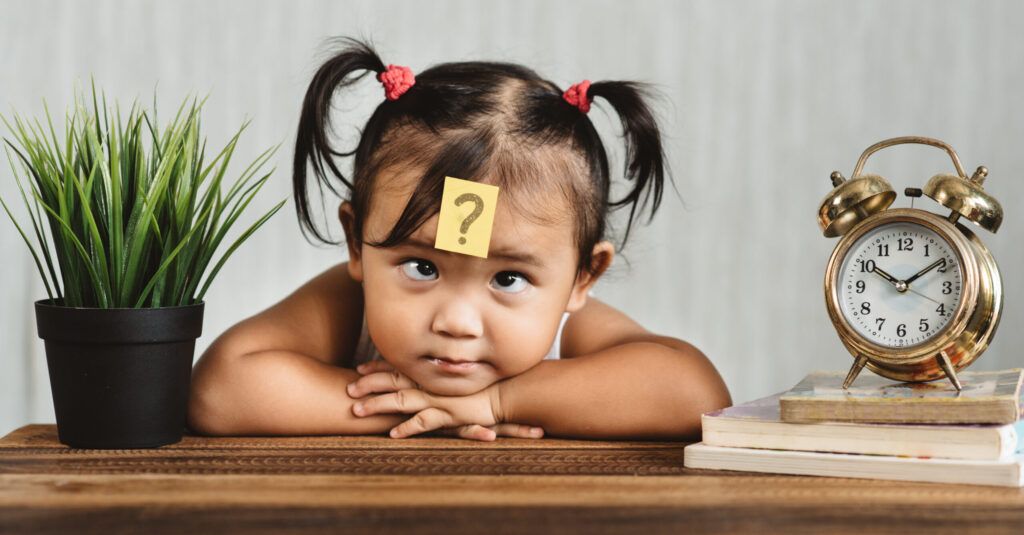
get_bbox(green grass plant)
[1,82,285,308]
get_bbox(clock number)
[860,302,871,315]
[877,244,890,257]
[924,244,930,257]
[898,237,914,251]
[855,280,865,293]
[858,259,877,273]
[919,319,929,332]
[936,303,947,316]
[937,258,948,273]
[897,324,907,337]
[942,281,952,295]
[875,318,886,329]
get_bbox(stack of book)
[684,369,1024,487]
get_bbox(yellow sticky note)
[434,176,500,258]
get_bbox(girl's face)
[341,169,609,396]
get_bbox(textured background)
[2,0,1022,432]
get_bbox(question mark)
[454,193,484,245]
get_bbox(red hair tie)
[563,80,592,114]
[378,64,415,101]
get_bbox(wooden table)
[2,425,1024,534]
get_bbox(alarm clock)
[818,136,1003,390]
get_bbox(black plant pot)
[34,299,204,449]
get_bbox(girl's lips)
[423,356,484,374]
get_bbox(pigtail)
[586,81,667,245]
[293,38,386,243]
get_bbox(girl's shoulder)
[211,262,364,369]
[559,297,650,359]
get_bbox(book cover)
[683,442,1024,487]
[778,369,1023,425]
[703,393,1022,460]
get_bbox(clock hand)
[904,258,946,286]
[906,287,941,306]
[871,266,901,288]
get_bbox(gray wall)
[3,0,1022,432]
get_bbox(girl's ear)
[566,241,614,313]
[338,201,364,282]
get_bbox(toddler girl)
[188,38,731,441]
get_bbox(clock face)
[837,221,963,348]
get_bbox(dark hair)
[294,37,670,276]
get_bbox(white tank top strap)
[542,311,571,361]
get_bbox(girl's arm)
[351,298,732,441]
[187,263,406,436]
[496,298,731,440]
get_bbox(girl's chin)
[415,374,494,397]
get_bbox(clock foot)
[936,351,963,391]
[842,355,869,389]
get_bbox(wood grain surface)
[3,425,1024,534]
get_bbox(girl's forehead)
[386,210,576,270]
[365,168,577,256]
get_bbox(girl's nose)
[430,298,484,339]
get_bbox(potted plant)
[1,83,284,449]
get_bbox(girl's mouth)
[423,356,483,374]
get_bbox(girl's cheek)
[490,327,551,377]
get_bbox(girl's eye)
[491,271,530,294]
[400,259,438,281]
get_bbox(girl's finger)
[389,408,452,439]
[429,427,480,439]
[433,425,529,441]
[355,360,394,375]
[455,424,497,442]
[490,423,544,439]
[353,389,430,417]
[346,370,417,398]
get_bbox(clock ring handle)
[851,136,967,180]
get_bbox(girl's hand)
[348,360,544,441]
